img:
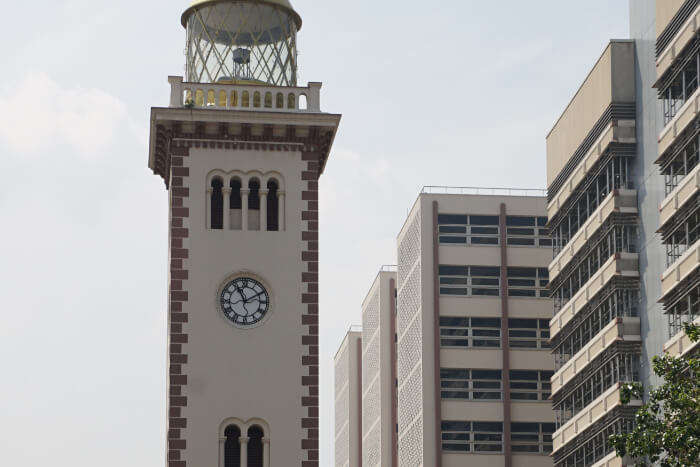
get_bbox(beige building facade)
[334,329,363,467]
[148,1,340,466]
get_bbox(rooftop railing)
[380,265,398,272]
[167,76,321,112]
[421,186,547,197]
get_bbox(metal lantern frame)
[183,0,301,86]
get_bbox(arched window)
[299,94,307,110]
[207,90,216,106]
[287,93,295,109]
[248,179,260,231]
[210,178,224,230]
[266,179,279,231]
[264,92,272,108]
[230,178,242,230]
[253,91,261,108]
[195,89,204,107]
[219,90,227,107]
[242,91,250,107]
[276,93,284,108]
[224,425,241,467]
[247,426,264,467]
[230,91,238,107]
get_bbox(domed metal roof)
[182,0,302,30]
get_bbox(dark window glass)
[471,237,499,245]
[439,317,469,327]
[438,214,468,224]
[439,265,468,275]
[439,226,467,233]
[470,215,499,225]
[472,318,501,327]
[507,216,536,226]
[471,266,500,277]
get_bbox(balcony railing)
[664,316,700,357]
[659,86,700,157]
[421,186,546,197]
[657,4,700,80]
[659,163,700,228]
[660,239,700,300]
[167,76,321,112]
[590,451,633,467]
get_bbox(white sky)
[0,1,629,465]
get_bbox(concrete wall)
[546,41,636,187]
[181,146,305,465]
[655,0,687,37]
[335,331,362,467]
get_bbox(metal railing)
[421,186,547,197]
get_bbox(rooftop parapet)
[546,41,635,195]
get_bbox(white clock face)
[219,277,270,326]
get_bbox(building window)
[557,418,634,466]
[224,425,241,467]
[439,317,501,348]
[440,369,502,400]
[248,179,260,231]
[667,283,700,337]
[507,268,549,298]
[441,421,503,453]
[511,422,555,454]
[247,425,264,467]
[664,209,699,267]
[509,370,553,401]
[439,265,500,296]
[506,216,551,247]
[660,47,700,125]
[437,214,500,245]
[266,179,279,231]
[661,134,699,195]
[211,177,224,230]
[508,319,550,348]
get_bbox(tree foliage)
[608,323,700,466]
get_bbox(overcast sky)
[0,1,630,465]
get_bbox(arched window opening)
[219,90,227,107]
[230,91,238,107]
[276,93,284,108]
[242,91,250,107]
[266,179,279,231]
[253,91,261,108]
[184,89,193,106]
[248,179,261,231]
[287,93,296,109]
[230,178,242,230]
[210,178,224,230]
[195,89,204,107]
[247,426,264,467]
[264,92,272,108]
[298,94,307,110]
[207,89,216,106]
[224,425,241,467]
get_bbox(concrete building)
[361,267,398,467]
[395,189,555,467]
[334,329,363,467]
[147,1,340,466]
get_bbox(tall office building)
[334,329,363,467]
[361,267,398,467]
[147,1,340,466]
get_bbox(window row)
[660,133,699,195]
[209,176,284,232]
[664,208,699,267]
[441,421,555,454]
[555,418,634,467]
[438,214,550,247]
[667,283,699,338]
[222,424,267,467]
[551,225,638,310]
[554,353,640,428]
[439,317,550,349]
[439,265,549,298]
[550,156,634,255]
[660,45,700,125]
[440,368,553,401]
[554,288,639,368]
[187,88,306,110]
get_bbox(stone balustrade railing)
[167,76,321,112]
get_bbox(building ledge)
[551,317,641,398]
[549,189,638,283]
[660,240,700,301]
[656,4,700,82]
[550,253,639,339]
[547,122,636,222]
[659,86,700,158]
[590,451,634,467]
[552,383,642,455]
[663,316,700,357]
[659,164,700,230]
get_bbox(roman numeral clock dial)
[219,276,270,327]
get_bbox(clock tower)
[147,1,340,466]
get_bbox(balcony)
[549,190,638,283]
[590,451,633,467]
[550,253,639,339]
[167,76,321,112]
[657,4,700,80]
[551,317,641,397]
[660,239,700,300]
[547,124,636,222]
[659,87,700,157]
[552,383,642,454]
[659,163,700,229]
[664,316,700,358]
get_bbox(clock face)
[219,276,270,327]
